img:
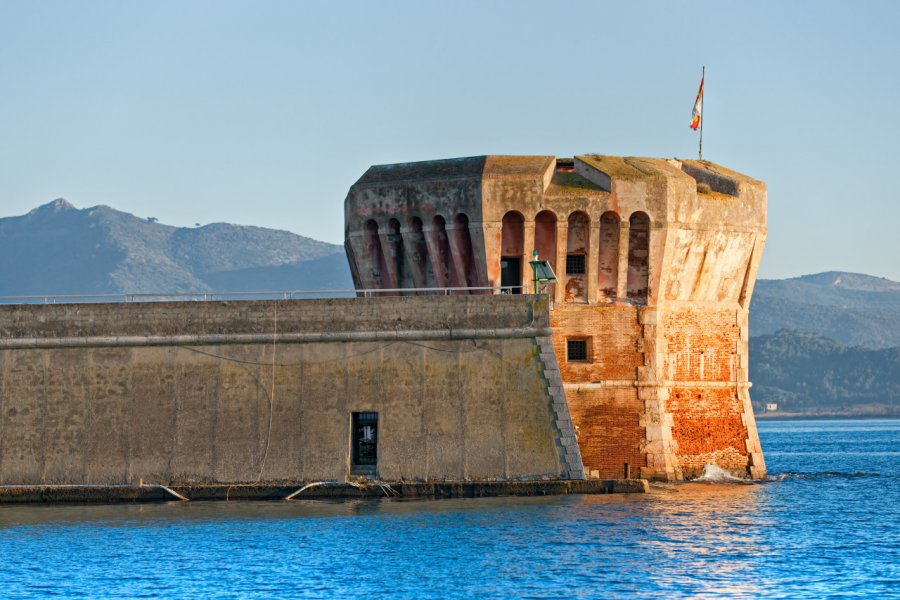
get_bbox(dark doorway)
[501,257,521,294]
[351,412,378,475]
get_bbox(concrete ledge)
[0,327,555,349]
[0,479,649,504]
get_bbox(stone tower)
[344,155,766,480]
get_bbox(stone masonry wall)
[661,307,751,476]
[0,296,583,486]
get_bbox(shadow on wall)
[360,212,486,294]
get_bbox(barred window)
[566,254,585,275]
[567,339,588,362]
[352,412,378,467]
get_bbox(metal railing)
[0,286,529,305]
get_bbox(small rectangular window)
[566,254,585,275]
[352,412,378,468]
[567,339,588,362]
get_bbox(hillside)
[0,199,353,296]
[750,330,900,417]
[1,201,898,416]
[750,272,900,349]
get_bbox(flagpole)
[699,65,705,161]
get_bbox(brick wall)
[549,304,646,478]
[662,308,739,382]
[566,386,646,478]
[667,387,749,473]
[544,303,755,479]
[662,307,749,475]
[550,305,642,382]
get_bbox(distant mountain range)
[750,330,900,417]
[2,200,898,416]
[0,199,353,296]
[748,272,900,416]
[751,272,900,349]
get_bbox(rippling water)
[1,420,898,598]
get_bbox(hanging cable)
[255,303,277,482]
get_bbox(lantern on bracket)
[529,249,557,294]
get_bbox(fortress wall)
[549,305,643,382]
[343,154,769,481]
[667,387,749,472]
[0,296,582,486]
[564,387,646,478]
[660,306,752,477]
[0,294,546,338]
[549,305,647,478]
[660,228,759,304]
[662,308,740,382]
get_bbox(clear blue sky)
[2,0,898,280]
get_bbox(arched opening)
[431,215,452,290]
[363,219,388,291]
[451,213,476,293]
[598,211,620,300]
[627,211,650,303]
[565,211,589,302]
[500,211,525,294]
[534,210,557,295]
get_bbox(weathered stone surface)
[345,154,767,480]
[0,296,575,486]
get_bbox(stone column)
[736,307,766,479]
[738,234,767,311]
[523,222,535,293]
[378,232,400,290]
[587,220,601,303]
[481,222,503,289]
[616,220,630,300]
[444,222,469,291]
[467,221,490,290]
[345,232,375,290]
[554,221,568,304]
[422,226,450,289]
[637,307,679,481]
[400,227,427,291]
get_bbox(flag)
[690,72,704,131]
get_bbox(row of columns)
[349,211,648,303]
[494,217,640,305]
[349,218,488,293]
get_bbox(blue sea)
[1,420,898,599]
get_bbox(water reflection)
[638,483,772,597]
[0,420,898,598]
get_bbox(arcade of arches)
[358,209,650,304]
[358,213,486,295]
[500,209,650,304]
